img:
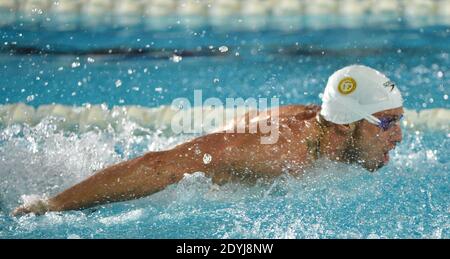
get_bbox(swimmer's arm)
[12,130,277,216]
[12,148,209,215]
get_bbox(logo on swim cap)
[337,77,357,95]
[383,80,396,92]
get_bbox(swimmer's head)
[320,64,403,124]
[320,65,404,171]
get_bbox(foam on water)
[0,108,448,238]
[0,115,192,212]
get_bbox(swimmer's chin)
[359,160,387,172]
[363,162,387,173]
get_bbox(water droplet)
[26,95,35,102]
[71,61,80,68]
[213,78,220,83]
[87,57,95,63]
[171,55,182,63]
[437,71,444,78]
[203,153,212,164]
[219,46,228,53]
[115,80,122,88]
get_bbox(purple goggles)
[372,115,404,131]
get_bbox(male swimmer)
[12,65,404,216]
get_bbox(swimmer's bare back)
[12,105,321,215]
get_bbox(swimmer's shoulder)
[277,104,321,120]
[280,104,321,147]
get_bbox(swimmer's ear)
[335,123,356,135]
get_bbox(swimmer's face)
[352,107,404,171]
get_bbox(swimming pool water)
[0,15,449,238]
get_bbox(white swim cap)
[320,64,403,124]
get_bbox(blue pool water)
[0,15,449,238]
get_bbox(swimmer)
[12,65,404,216]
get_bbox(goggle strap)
[365,114,381,125]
